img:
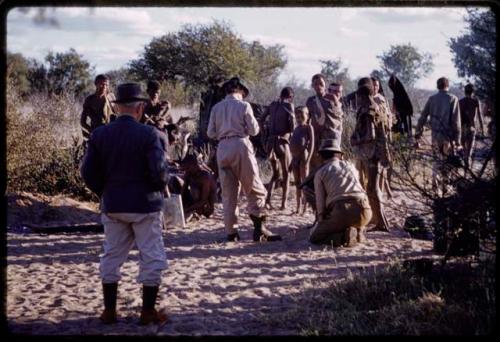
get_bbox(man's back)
[268,100,294,136]
[417,90,460,144]
[315,159,366,206]
[459,97,480,128]
[207,94,259,140]
[82,115,168,213]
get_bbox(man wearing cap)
[309,136,372,247]
[81,82,169,325]
[80,74,116,143]
[207,77,282,242]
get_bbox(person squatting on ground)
[415,77,462,195]
[81,83,169,325]
[263,87,295,210]
[207,77,282,242]
[459,83,485,169]
[80,74,116,143]
[290,106,315,214]
[350,77,391,232]
[179,153,217,220]
[141,80,172,128]
[309,136,373,247]
[306,74,344,170]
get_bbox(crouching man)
[309,136,372,247]
[81,83,169,325]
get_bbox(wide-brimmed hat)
[318,137,343,153]
[223,77,250,98]
[113,83,149,103]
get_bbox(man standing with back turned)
[415,77,462,195]
[208,77,282,242]
[81,82,169,325]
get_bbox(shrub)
[6,82,95,200]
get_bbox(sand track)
[7,189,435,335]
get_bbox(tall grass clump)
[6,82,93,200]
[262,258,496,335]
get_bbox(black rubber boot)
[250,215,282,242]
[140,285,168,325]
[100,282,118,324]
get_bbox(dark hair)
[370,76,385,96]
[464,83,474,95]
[181,153,199,167]
[319,150,335,160]
[357,77,374,98]
[437,77,449,90]
[147,80,161,92]
[311,74,326,83]
[94,74,108,84]
[165,123,178,134]
[329,82,341,88]
[280,87,294,99]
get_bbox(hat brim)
[112,97,149,103]
[319,147,343,153]
[224,79,250,98]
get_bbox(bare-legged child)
[290,106,315,214]
[264,87,295,210]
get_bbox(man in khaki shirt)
[207,77,282,242]
[415,77,462,194]
[80,74,116,141]
[309,136,372,247]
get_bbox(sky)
[6,6,484,89]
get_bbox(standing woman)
[350,78,390,231]
[371,76,393,199]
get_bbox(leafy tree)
[377,43,434,88]
[449,8,496,101]
[130,20,286,101]
[6,52,32,95]
[44,48,94,98]
[320,58,357,94]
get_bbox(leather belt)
[220,135,242,140]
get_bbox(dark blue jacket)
[81,114,169,213]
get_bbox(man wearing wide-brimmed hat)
[309,134,372,247]
[207,77,282,242]
[81,82,169,325]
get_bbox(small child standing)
[290,106,315,214]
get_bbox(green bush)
[6,82,95,200]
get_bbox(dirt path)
[6,187,437,336]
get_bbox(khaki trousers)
[217,137,267,234]
[100,211,167,286]
[432,141,452,193]
[309,197,372,244]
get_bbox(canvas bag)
[163,193,185,229]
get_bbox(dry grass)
[260,257,496,335]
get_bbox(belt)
[220,135,243,140]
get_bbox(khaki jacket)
[416,90,461,144]
[207,94,260,140]
[314,158,367,219]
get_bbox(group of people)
[79,70,486,325]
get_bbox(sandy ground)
[6,185,438,336]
